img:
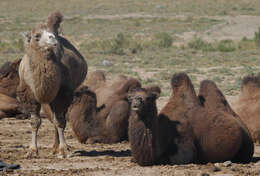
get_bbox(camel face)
[129,88,157,114]
[38,30,57,48]
[23,25,60,58]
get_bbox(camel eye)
[34,33,41,41]
[136,96,143,102]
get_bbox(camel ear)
[21,32,31,43]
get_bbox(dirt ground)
[0,96,259,176]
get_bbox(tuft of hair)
[241,74,260,88]
[171,72,190,89]
[47,11,63,34]
[0,59,21,78]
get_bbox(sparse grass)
[188,37,236,52]
[254,27,260,45]
[1,0,260,100]
[153,32,173,48]
[217,40,236,52]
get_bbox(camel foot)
[25,148,39,159]
[52,143,59,155]
[57,144,71,159]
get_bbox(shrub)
[154,32,173,48]
[217,40,236,52]
[188,37,215,51]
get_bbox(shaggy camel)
[67,73,141,144]
[17,11,88,157]
[198,80,254,163]
[128,79,196,166]
[128,73,253,166]
[233,75,260,144]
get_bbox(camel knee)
[53,113,66,129]
[30,114,41,130]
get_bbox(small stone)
[214,163,221,167]
[156,5,163,9]
[102,60,112,66]
[212,164,221,172]
[201,173,210,176]
[223,160,232,167]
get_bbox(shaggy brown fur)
[128,73,253,166]
[0,59,21,98]
[0,59,29,119]
[128,80,197,166]
[67,75,141,144]
[198,80,254,163]
[0,93,24,119]
[233,74,260,144]
[17,11,88,157]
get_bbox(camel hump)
[47,11,63,34]
[199,80,227,106]
[171,72,191,89]
[0,59,21,77]
[241,75,260,89]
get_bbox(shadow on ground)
[71,149,131,157]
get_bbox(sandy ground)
[0,117,259,176]
[0,96,259,176]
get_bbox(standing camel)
[17,11,88,158]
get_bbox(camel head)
[128,87,160,114]
[22,11,63,59]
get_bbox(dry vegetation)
[1,0,260,175]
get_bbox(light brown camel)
[17,11,88,158]
[128,73,253,166]
[67,73,141,144]
[233,75,260,144]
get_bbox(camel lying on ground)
[17,11,88,158]
[67,71,141,144]
[197,80,254,163]
[128,72,253,166]
[0,59,26,119]
[233,74,260,144]
[0,59,21,98]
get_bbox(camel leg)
[26,113,41,158]
[52,126,60,155]
[53,112,70,158]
